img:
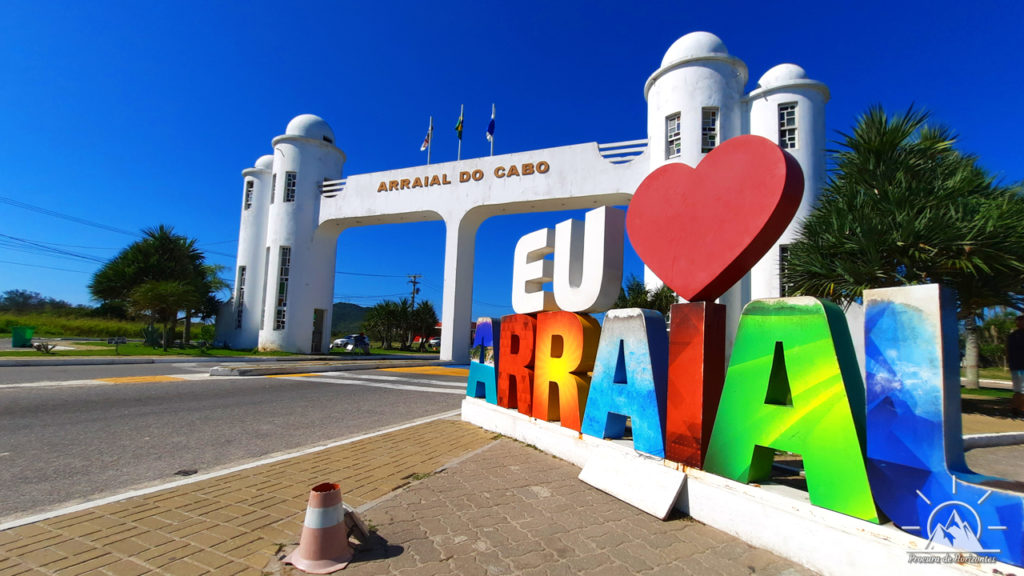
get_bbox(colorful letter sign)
[511,229,556,314]
[665,302,726,468]
[703,297,880,523]
[532,311,600,431]
[552,206,625,313]
[865,285,1023,566]
[497,314,536,415]
[466,317,499,404]
[581,308,668,457]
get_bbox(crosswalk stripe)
[0,373,210,390]
[276,375,465,395]
[381,366,470,377]
[330,373,467,388]
[96,376,186,384]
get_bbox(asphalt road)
[0,363,466,523]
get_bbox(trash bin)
[11,326,35,348]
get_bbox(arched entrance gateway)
[217,31,828,362]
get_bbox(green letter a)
[704,297,879,523]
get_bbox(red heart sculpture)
[627,135,804,302]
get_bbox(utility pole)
[408,274,422,307]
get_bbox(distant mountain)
[332,302,368,335]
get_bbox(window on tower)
[235,266,246,329]
[270,174,277,204]
[701,108,719,154]
[261,247,269,330]
[284,172,297,203]
[778,244,792,297]
[244,180,254,211]
[665,113,681,159]
[779,103,798,149]
[274,247,291,330]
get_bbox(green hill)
[332,302,368,336]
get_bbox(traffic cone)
[284,482,355,573]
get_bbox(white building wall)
[258,116,345,353]
[225,156,273,350]
[643,32,750,353]
[747,67,829,300]
[637,35,828,358]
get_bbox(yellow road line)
[95,376,186,384]
[381,366,470,377]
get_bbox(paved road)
[0,363,466,523]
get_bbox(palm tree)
[614,274,677,315]
[410,300,439,351]
[90,225,222,345]
[130,280,201,351]
[782,106,1024,388]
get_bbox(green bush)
[0,313,142,338]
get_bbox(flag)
[455,111,463,140]
[420,118,432,151]
[486,104,495,142]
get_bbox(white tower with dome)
[217,32,828,359]
[642,31,828,342]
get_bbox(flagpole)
[490,103,495,157]
[427,116,432,165]
[457,104,463,161]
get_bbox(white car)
[330,334,360,349]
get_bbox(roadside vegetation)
[0,341,294,357]
[0,312,140,338]
[362,298,439,350]
[781,106,1024,389]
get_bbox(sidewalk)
[0,417,816,576]
[1,413,1020,576]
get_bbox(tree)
[410,300,439,351]
[89,225,220,346]
[363,300,401,349]
[614,275,677,316]
[975,309,1017,369]
[129,280,201,351]
[362,298,438,350]
[782,106,1024,388]
[0,289,75,313]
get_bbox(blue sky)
[2,1,1022,322]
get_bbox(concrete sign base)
[462,397,1015,576]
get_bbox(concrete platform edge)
[209,359,453,376]
[461,397,1016,576]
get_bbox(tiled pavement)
[1,412,1021,575]
[0,419,496,575]
[316,438,815,576]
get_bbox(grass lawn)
[3,341,440,358]
[961,367,1011,380]
[961,387,1013,399]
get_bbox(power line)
[0,233,106,263]
[0,195,238,260]
[335,270,409,278]
[0,195,138,237]
[333,292,409,300]
[0,259,92,274]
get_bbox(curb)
[0,353,441,369]
[963,431,1024,450]
[209,359,455,377]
